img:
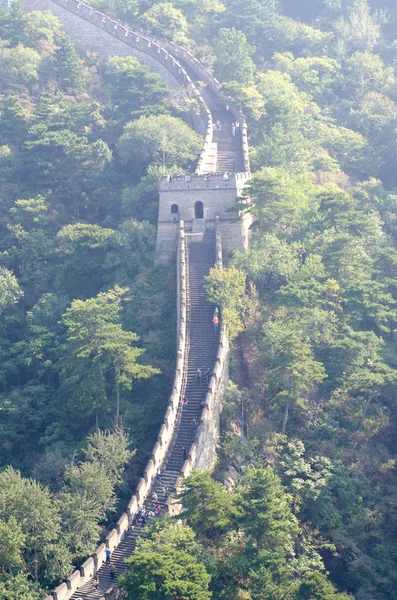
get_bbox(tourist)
[105,548,111,565]
[232,123,236,136]
[93,574,99,590]
[109,563,116,581]
[183,396,189,411]
[182,446,188,461]
[196,368,202,386]
[223,172,229,181]
[213,314,219,333]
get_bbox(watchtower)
[154,172,251,263]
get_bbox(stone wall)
[44,222,188,600]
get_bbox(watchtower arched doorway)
[195,201,204,219]
[171,204,179,214]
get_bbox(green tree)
[295,571,351,599]
[57,428,132,559]
[0,44,41,91]
[245,167,313,233]
[117,114,202,173]
[120,521,212,600]
[320,125,370,178]
[55,223,116,297]
[102,56,170,126]
[233,234,300,297]
[249,565,297,600]
[23,127,111,209]
[236,466,299,558]
[0,572,45,600]
[0,516,25,574]
[89,0,140,22]
[0,267,23,312]
[121,166,163,222]
[262,317,327,434]
[21,10,61,54]
[335,0,381,55]
[273,53,340,104]
[220,0,281,58]
[0,96,30,145]
[52,32,84,92]
[139,3,189,44]
[340,51,393,101]
[83,427,133,485]
[339,330,397,431]
[0,467,72,584]
[213,28,255,85]
[60,286,159,425]
[178,470,235,539]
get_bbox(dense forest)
[1,0,397,599]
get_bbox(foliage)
[117,114,202,174]
[0,7,180,594]
[139,2,189,44]
[178,470,235,538]
[120,521,212,599]
[2,1,397,599]
[102,56,170,126]
[213,28,255,85]
[60,286,160,425]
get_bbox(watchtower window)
[195,201,204,219]
[171,204,179,214]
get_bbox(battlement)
[160,172,250,192]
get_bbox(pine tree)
[235,466,299,559]
[53,33,84,92]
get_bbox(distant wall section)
[21,0,180,88]
[20,0,214,146]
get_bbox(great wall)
[2,1,252,597]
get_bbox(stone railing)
[37,0,213,174]
[175,216,229,493]
[45,222,188,600]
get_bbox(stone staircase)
[70,232,218,600]
[175,60,244,174]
